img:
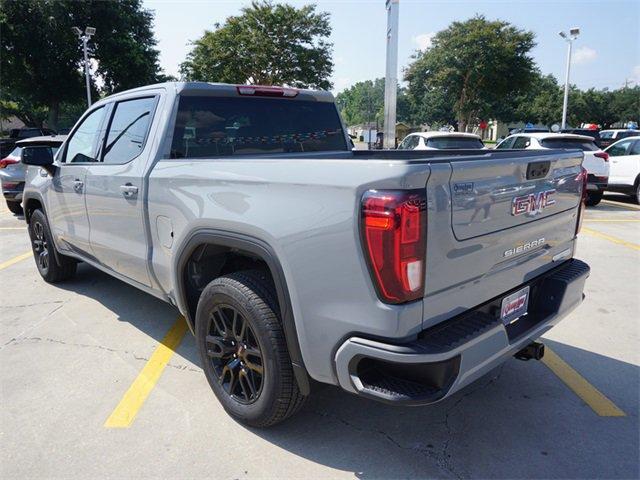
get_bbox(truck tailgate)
[449,151,583,240]
[422,150,584,328]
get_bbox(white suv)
[604,136,640,204]
[497,132,609,206]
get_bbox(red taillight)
[0,158,18,168]
[576,166,588,235]
[361,190,427,303]
[594,152,609,162]
[236,85,298,97]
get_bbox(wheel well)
[182,243,275,325]
[24,198,43,223]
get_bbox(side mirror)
[21,146,56,175]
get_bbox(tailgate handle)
[526,161,550,180]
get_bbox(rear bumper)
[334,259,590,405]
[1,181,24,202]
[587,174,608,192]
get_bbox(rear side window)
[540,138,598,151]
[103,97,156,164]
[426,137,484,149]
[170,96,347,158]
[599,131,614,139]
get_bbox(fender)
[173,228,311,395]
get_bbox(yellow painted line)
[0,251,32,270]
[584,219,640,223]
[582,227,640,251]
[542,347,625,417]
[104,316,188,428]
[601,199,640,211]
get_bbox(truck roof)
[98,81,336,104]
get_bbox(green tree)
[180,1,333,89]
[405,15,536,131]
[335,79,385,126]
[610,86,640,126]
[0,0,163,129]
[335,78,410,126]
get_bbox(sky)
[143,0,640,93]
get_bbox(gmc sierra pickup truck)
[21,82,590,427]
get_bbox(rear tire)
[195,270,306,427]
[635,183,640,205]
[585,191,603,206]
[28,209,77,283]
[6,201,22,215]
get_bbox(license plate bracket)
[500,286,530,325]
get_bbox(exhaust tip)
[514,341,545,361]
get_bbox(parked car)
[397,131,486,150]
[561,128,601,148]
[0,127,56,157]
[0,135,65,214]
[604,135,640,203]
[497,132,609,206]
[21,82,590,427]
[599,129,640,149]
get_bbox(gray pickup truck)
[21,82,590,427]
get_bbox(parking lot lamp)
[559,27,580,129]
[73,26,96,107]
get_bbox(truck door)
[46,106,108,256]
[84,96,158,287]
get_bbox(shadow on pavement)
[54,263,639,479]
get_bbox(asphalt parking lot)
[1,195,638,479]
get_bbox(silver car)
[0,135,66,214]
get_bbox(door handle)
[73,179,84,192]
[120,184,138,197]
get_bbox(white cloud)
[572,46,597,65]
[412,32,435,51]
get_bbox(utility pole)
[383,0,399,149]
[559,27,580,130]
[73,26,96,107]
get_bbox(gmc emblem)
[511,189,556,216]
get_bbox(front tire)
[195,270,306,427]
[635,183,640,205]
[28,209,77,283]
[585,191,603,206]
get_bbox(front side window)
[630,141,640,155]
[103,97,156,164]
[170,96,347,158]
[64,107,106,163]
[496,137,515,149]
[512,136,531,149]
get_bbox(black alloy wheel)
[31,219,50,274]
[205,304,264,404]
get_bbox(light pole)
[73,26,96,107]
[559,27,580,129]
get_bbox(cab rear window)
[540,138,598,151]
[170,96,347,158]
[426,137,484,149]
